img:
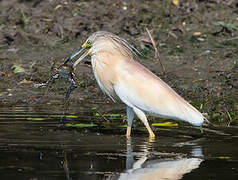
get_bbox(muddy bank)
[0,0,237,124]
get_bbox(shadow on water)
[0,105,238,180]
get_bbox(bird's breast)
[91,54,118,100]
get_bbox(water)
[0,105,237,180]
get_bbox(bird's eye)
[87,41,92,46]
[82,40,92,48]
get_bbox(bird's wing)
[114,59,204,126]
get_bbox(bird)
[118,158,202,180]
[65,31,206,138]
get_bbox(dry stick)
[145,27,166,74]
[95,110,110,122]
[220,36,238,43]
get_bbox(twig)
[224,106,233,127]
[219,36,238,43]
[146,27,166,74]
[96,110,111,122]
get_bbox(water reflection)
[1,106,237,179]
[126,137,155,170]
[119,138,203,180]
[63,151,72,180]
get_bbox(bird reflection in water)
[118,138,203,180]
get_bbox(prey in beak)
[34,64,78,103]
[34,40,91,103]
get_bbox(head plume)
[87,31,140,59]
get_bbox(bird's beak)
[73,44,91,68]
[63,47,85,65]
[63,41,91,67]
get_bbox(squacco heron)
[65,31,205,138]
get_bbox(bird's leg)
[132,107,155,138]
[126,106,134,137]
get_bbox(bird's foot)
[149,132,155,139]
[125,126,131,137]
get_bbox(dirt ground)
[0,0,237,124]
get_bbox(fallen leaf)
[54,4,62,11]
[152,122,178,127]
[12,64,25,74]
[27,117,44,121]
[65,123,97,128]
[65,115,78,118]
[172,0,179,6]
[41,18,53,22]
[193,32,202,36]
[20,79,33,84]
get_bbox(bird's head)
[63,31,139,68]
